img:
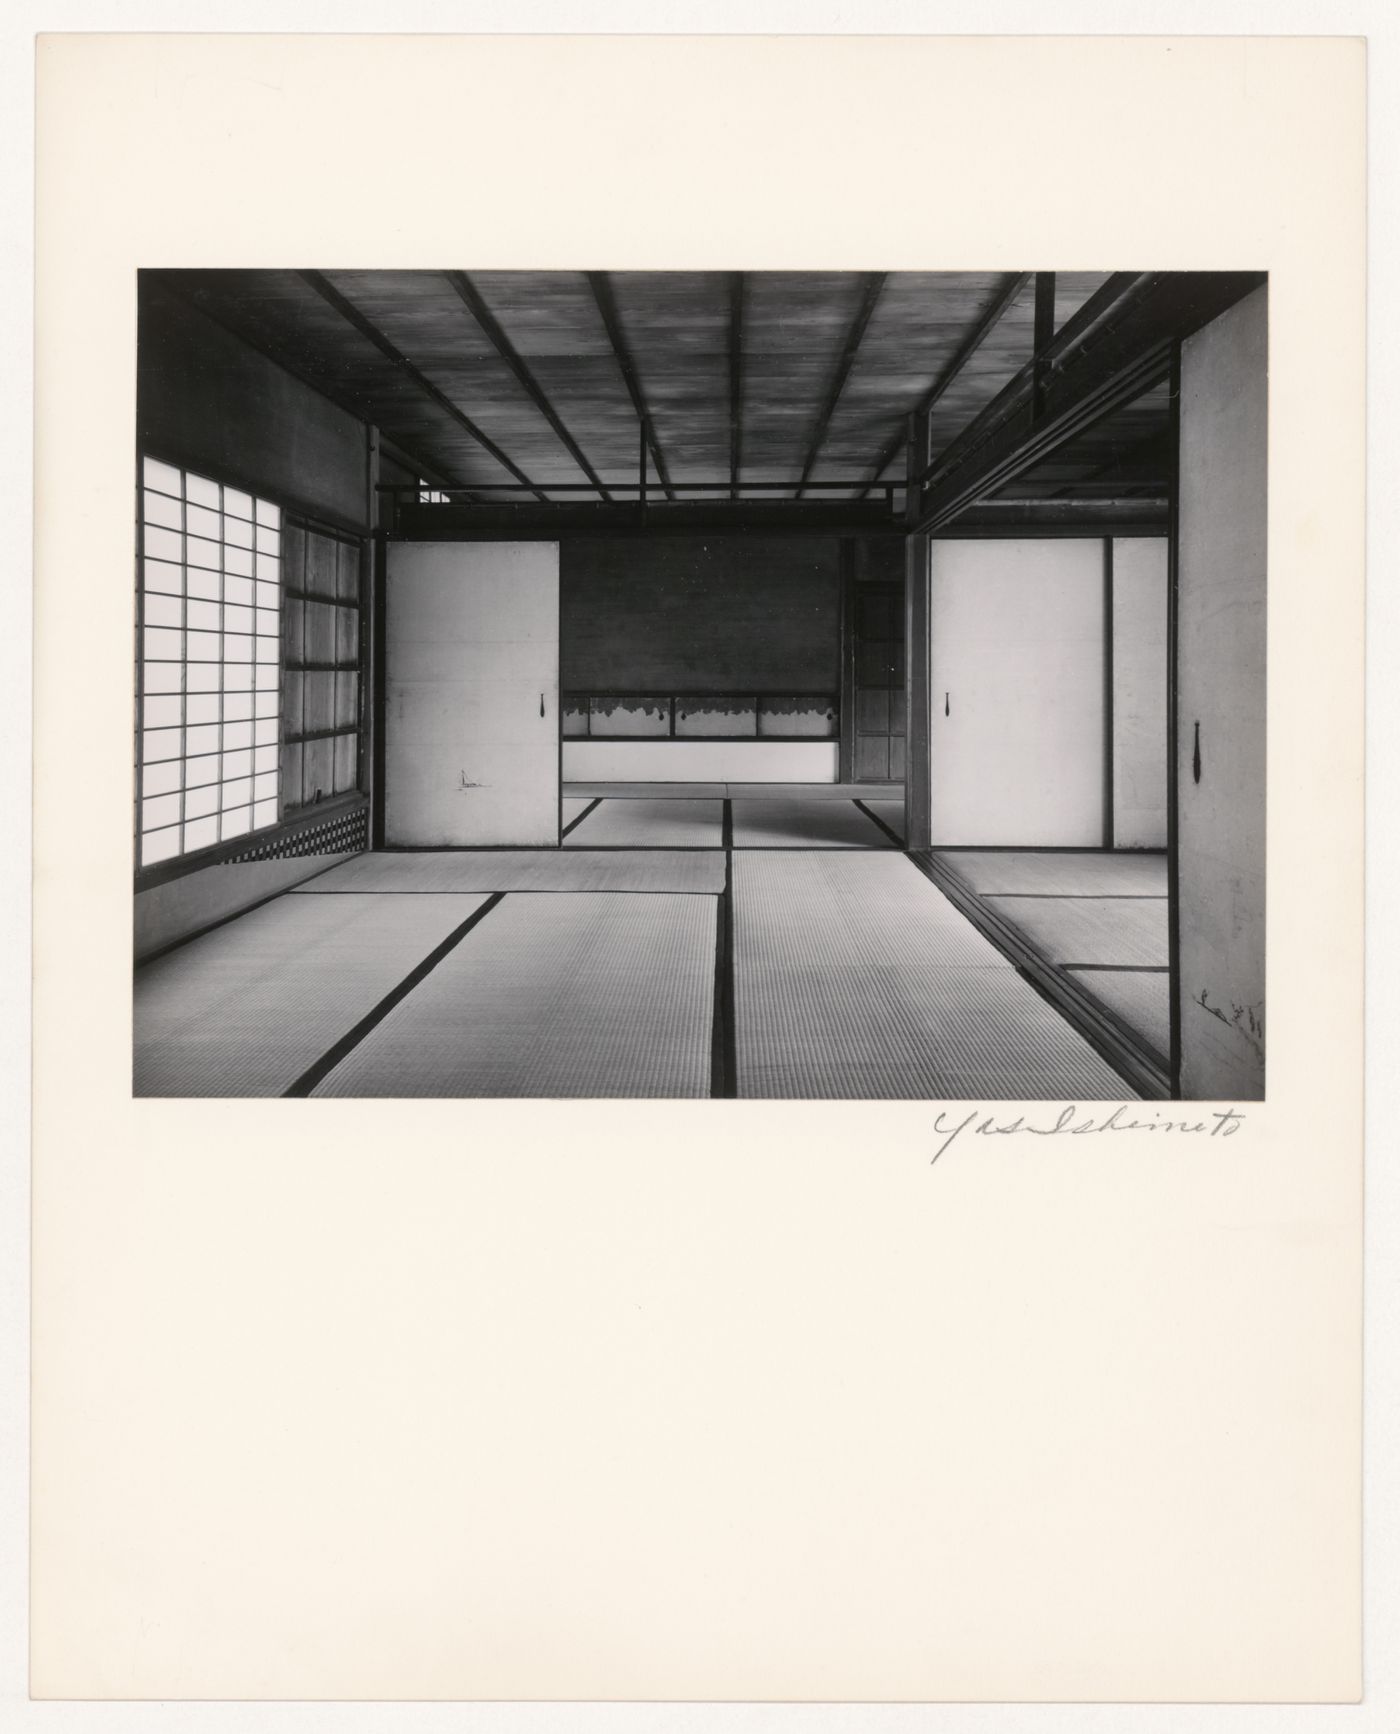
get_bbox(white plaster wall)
[928,538,1105,846]
[386,542,560,846]
[562,741,838,782]
[1176,287,1268,1099]
[1112,537,1169,849]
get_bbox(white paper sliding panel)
[928,538,1105,846]
[385,542,560,846]
[1112,537,1169,848]
[1176,287,1267,1099]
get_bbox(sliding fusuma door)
[927,538,1107,846]
[384,541,560,846]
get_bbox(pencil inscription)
[931,1104,1247,1165]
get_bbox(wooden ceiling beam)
[860,271,1031,495]
[910,272,1265,536]
[1047,424,1175,499]
[298,270,548,502]
[444,271,614,500]
[587,271,676,501]
[794,272,886,499]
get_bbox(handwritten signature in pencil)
[931,1103,1247,1165]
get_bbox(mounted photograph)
[130,268,1266,1102]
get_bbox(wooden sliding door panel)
[385,541,560,847]
[928,539,1105,846]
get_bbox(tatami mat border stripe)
[852,798,905,847]
[561,797,603,838]
[283,893,506,1097]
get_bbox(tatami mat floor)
[564,797,724,848]
[312,892,716,1099]
[732,853,1131,1099]
[930,848,1170,1061]
[134,813,1156,1100]
[134,892,491,1096]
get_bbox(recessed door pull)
[540,693,545,717]
[1193,720,1202,784]
[945,691,950,716]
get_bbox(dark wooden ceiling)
[143,268,1171,506]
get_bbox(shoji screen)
[281,520,365,812]
[136,457,283,867]
[928,538,1106,846]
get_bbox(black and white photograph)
[131,267,1266,1102]
[23,19,1376,1715]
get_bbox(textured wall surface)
[138,282,370,529]
[561,536,840,692]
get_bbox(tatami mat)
[732,853,1134,1099]
[860,798,906,840]
[564,797,724,848]
[731,798,892,849]
[313,893,715,1098]
[982,894,1169,968]
[934,849,1168,897]
[1066,968,1171,1057]
[294,849,726,894]
[134,893,488,1096]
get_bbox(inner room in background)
[132,268,1266,1102]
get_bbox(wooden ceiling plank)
[793,273,886,498]
[298,269,548,501]
[586,272,676,500]
[860,272,1032,495]
[444,271,614,500]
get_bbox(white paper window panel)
[142,490,183,531]
[184,471,220,509]
[142,525,183,563]
[143,457,182,496]
[183,815,219,852]
[140,826,181,865]
[144,560,183,595]
[142,761,182,797]
[143,593,182,629]
[143,662,182,694]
